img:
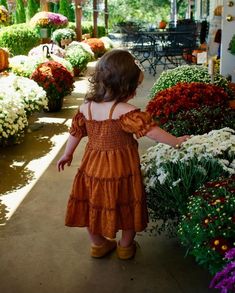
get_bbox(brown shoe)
[116,241,137,260]
[90,239,117,258]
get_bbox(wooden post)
[93,0,98,37]
[104,0,108,34]
[74,0,82,41]
[40,0,49,11]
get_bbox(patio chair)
[129,33,156,73]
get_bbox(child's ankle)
[119,239,134,248]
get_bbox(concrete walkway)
[0,63,216,293]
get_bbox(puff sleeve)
[120,109,156,138]
[69,110,87,139]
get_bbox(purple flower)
[225,248,235,260]
[210,260,235,292]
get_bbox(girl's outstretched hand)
[57,154,73,172]
[176,135,190,148]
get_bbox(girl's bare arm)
[146,126,189,147]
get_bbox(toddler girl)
[57,49,188,260]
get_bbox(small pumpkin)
[159,20,167,29]
[214,5,223,16]
[0,48,9,72]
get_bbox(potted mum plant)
[30,60,74,112]
[52,28,76,48]
[141,128,235,236]
[146,81,234,137]
[64,43,94,76]
[29,11,68,39]
[82,38,106,58]
[148,65,232,100]
[178,175,235,275]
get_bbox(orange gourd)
[159,21,167,29]
[214,5,223,16]
[0,48,9,72]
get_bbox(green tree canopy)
[26,0,39,21]
[82,0,188,30]
[15,0,26,24]
[0,0,8,9]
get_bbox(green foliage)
[96,26,106,37]
[178,176,235,275]
[67,22,76,31]
[58,0,70,19]
[162,106,235,136]
[14,0,26,24]
[228,34,235,55]
[148,65,232,100]
[64,44,92,72]
[141,128,235,237]
[52,28,76,47]
[0,0,7,9]
[81,0,187,31]
[68,2,75,22]
[0,24,40,56]
[26,0,39,21]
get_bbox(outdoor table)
[129,30,198,75]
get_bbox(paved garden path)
[0,62,216,293]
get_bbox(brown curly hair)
[85,49,141,103]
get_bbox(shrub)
[26,0,39,21]
[178,176,235,275]
[0,24,40,55]
[148,65,232,100]
[228,34,235,55]
[14,0,26,24]
[141,128,235,236]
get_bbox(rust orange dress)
[65,102,155,239]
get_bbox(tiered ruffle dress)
[65,102,156,239]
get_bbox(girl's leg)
[119,229,136,247]
[87,228,106,246]
[87,228,117,258]
[117,229,136,260]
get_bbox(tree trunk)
[93,0,98,38]
[74,0,82,41]
[40,0,49,11]
[104,0,108,34]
